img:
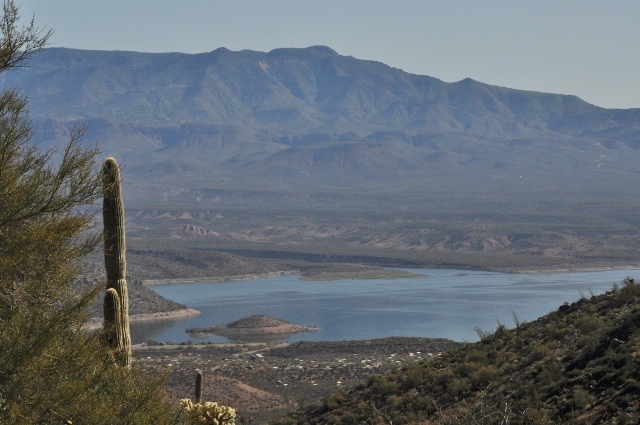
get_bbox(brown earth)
[166,375,286,416]
[135,337,460,423]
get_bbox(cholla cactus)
[180,399,236,425]
[102,157,131,366]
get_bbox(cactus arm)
[103,288,123,356]
[102,157,131,366]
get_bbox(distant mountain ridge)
[5,46,640,203]
[12,46,639,137]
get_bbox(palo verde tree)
[0,2,174,423]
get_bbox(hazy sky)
[18,0,640,109]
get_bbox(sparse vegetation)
[273,278,640,424]
[135,337,460,423]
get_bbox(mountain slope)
[11,46,639,138]
[273,278,640,424]
[3,46,640,203]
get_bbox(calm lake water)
[130,267,639,344]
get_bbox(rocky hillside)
[78,276,188,318]
[273,278,640,424]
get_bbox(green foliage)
[0,2,174,423]
[473,326,493,341]
[511,308,526,328]
[619,276,640,302]
[527,345,552,364]
[323,393,345,411]
[474,320,510,342]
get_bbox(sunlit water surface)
[130,267,639,344]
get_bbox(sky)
[18,0,640,109]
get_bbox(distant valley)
[8,45,640,274]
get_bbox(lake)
[130,267,639,344]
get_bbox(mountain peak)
[305,45,339,56]
[268,45,338,58]
[210,47,232,54]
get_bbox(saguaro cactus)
[103,288,123,356]
[195,371,203,404]
[102,157,131,366]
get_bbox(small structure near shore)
[186,315,319,341]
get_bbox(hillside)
[78,276,190,319]
[4,46,640,205]
[273,278,640,424]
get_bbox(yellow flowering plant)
[180,399,236,425]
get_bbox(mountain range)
[4,46,640,206]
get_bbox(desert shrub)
[544,322,568,341]
[465,349,488,364]
[474,326,493,341]
[449,377,472,399]
[434,368,455,389]
[619,277,640,302]
[453,362,476,377]
[511,309,526,328]
[493,321,510,340]
[570,388,592,410]
[385,394,402,408]
[575,314,605,334]
[576,333,600,349]
[399,367,425,391]
[524,408,551,424]
[373,379,401,397]
[338,411,357,424]
[527,345,552,364]
[471,365,500,389]
[323,393,345,410]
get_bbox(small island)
[185,315,319,341]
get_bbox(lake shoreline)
[85,308,200,330]
[143,270,299,285]
[142,263,640,285]
[492,264,639,275]
[130,266,640,344]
